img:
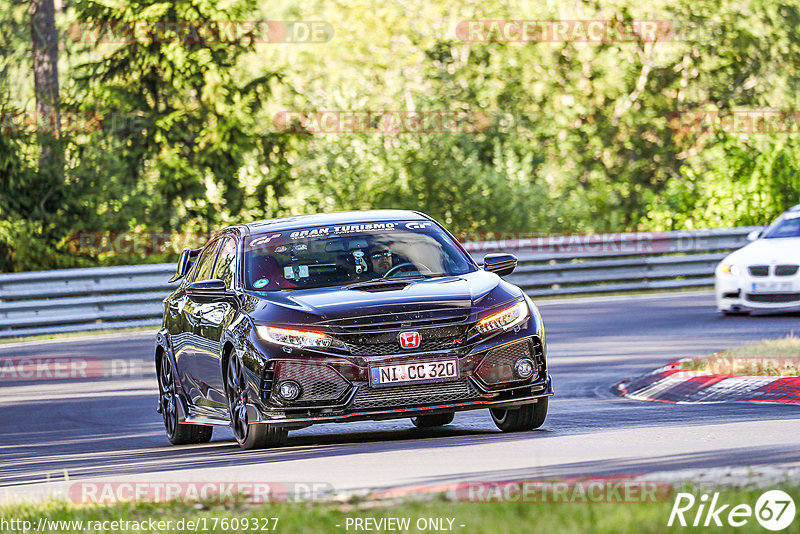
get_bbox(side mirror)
[169,247,200,283]
[186,279,236,304]
[746,229,763,242]
[483,253,518,277]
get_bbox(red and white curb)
[614,361,800,404]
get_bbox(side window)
[191,240,221,282]
[213,237,237,288]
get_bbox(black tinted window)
[243,221,475,291]
[192,240,221,282]
[213,238,237,288]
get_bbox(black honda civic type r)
[156,210,553,449]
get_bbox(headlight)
[719,264,740,276]
[256,326,332,348]
[476,301,529,335]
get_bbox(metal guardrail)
[0,227,757,338]
[465,227,757,297]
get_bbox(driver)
[369,245,394,276]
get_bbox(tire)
[411,412,455,428]
[237,424,289,450]
[490,398,548,432]
[158,355,213,445]
[225,351,288,450]
[171,423,213,445]
[722,310,749,316]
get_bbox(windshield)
[243,221,476,291]
[763,211,800,239]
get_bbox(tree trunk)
[30,0,62,196]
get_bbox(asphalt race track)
[2,291,799,501]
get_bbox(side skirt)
[184,404,231,426]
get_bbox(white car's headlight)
[719,263,740,276]
[256,326,332,348]
[476,301,529,335]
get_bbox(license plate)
[370,359,458,387]
[752,281,793,293]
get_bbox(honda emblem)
[398,331,421,349]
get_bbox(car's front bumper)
[242,332,552,426]
[246,373,553,426]
[715,273,800,312]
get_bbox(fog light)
[514,358,535,379]
[278,380,301,400]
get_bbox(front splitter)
[245,375,553,426]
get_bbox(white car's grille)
[776,265,799,277]
[748,264,799,277]
[746,293,800,303]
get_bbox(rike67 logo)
[668,490,796,531]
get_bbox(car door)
[177,238,222,405]
[192,236,238,406]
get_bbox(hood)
[724,237,800,265]
[243,270,522,325]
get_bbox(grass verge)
[2,484,799,534]
[681,335,800,376]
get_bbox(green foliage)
[2,0,800,271]
[646,136,800,229]
[71,0,283,230]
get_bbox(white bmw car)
[715,204,800,315]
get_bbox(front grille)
[271,361,351,403]
[351,379,482,410]
[323,307,470,333]
[346,338,459,356]
[776,265,799,277]
[745,293,800,303]
[748,265,770,277]
[341,324,468,356]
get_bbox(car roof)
[229,210,432,236]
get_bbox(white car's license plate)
[752,281,793,293]
[370,359,458,387]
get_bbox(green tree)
[72,0,283,233]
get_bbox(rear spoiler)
[168,247,201,283]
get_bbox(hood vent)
[346,281,411,292]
